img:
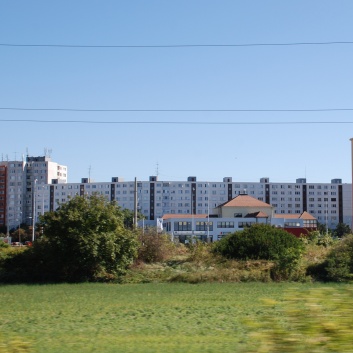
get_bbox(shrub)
[304,230,335,247]
[325,235,353,282]
[0,195,138,283]
[137,228,175,263]
[244,287,353,353]
[187,240,214,264]
[213,224,303,261]
[213,224,304,281]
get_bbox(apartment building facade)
[33,175,352,231]
[0,156,67,231]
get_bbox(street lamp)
[32,179,37,242]
[207,182,210,242]
[18,211,22,244]
[42,185,45,216]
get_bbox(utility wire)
[1,107,353,112]
[1,119,353,125]
[1,41,353,49]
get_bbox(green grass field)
[1,282,352,353]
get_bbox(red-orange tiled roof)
[217,194,272,208]
[245,211,269,218]
[273,211,316,220]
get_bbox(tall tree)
[333,223,352,238]
[37,195,138,281]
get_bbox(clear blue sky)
[1,1,353,184]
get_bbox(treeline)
[0,195,353,283]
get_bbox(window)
[217,221,234,228]
[238,222,254,228]
[196,221,213,231]
[174,221,192,231]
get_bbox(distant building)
[155,194,317,242]
[0,156,67,230]
[0,157,350,233]
[40,176,349,230]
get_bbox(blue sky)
[1,1,353,183]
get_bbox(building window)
[238,222,254,228]
[217,221,234,228]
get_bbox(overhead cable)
[1,41,353,49]
[1,119,353,125]
[1,107,353,113]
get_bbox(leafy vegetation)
[325,235,353,281]
[213,224,303,261]
[332,222,352,238]
[0,195,138,283]
[2,206,353,284]
[137,228,176,263]
[245,286,353,352]
[212,224,305,280]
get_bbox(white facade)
[0,156,67,229]
[34,175,352,231]
[140,214,314,242]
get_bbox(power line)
[1,119,353,125]
[1,41,353,49]
[1,107,353,113]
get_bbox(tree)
[137,228,175,263]
[333,222,351,238]
[121,208,145,229]
[213,224,305,280]
[325,235,353,281]
[213,224,303,261]
[1,195,138,283]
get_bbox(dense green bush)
[213,224,303,261]
[325,235,353,282]
[213,224,305,281]
[304,230,335,247]
[0,195,138,283]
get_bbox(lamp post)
[42,189,44,216]
[32,179,37,242]
[191,187,195,241]
[18,211,22,243]
[207,183,210,242]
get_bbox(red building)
[274,211,317,237]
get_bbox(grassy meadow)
[1,282,353,353]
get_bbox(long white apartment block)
[33,176,352,230]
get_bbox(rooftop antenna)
[26,147,29,158]
[48,149,52,158]
[156,162,159,178]
[88,165,92,183]
[14,152,17,161]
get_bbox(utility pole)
[134,177,138,229]
[32,179,37,242]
